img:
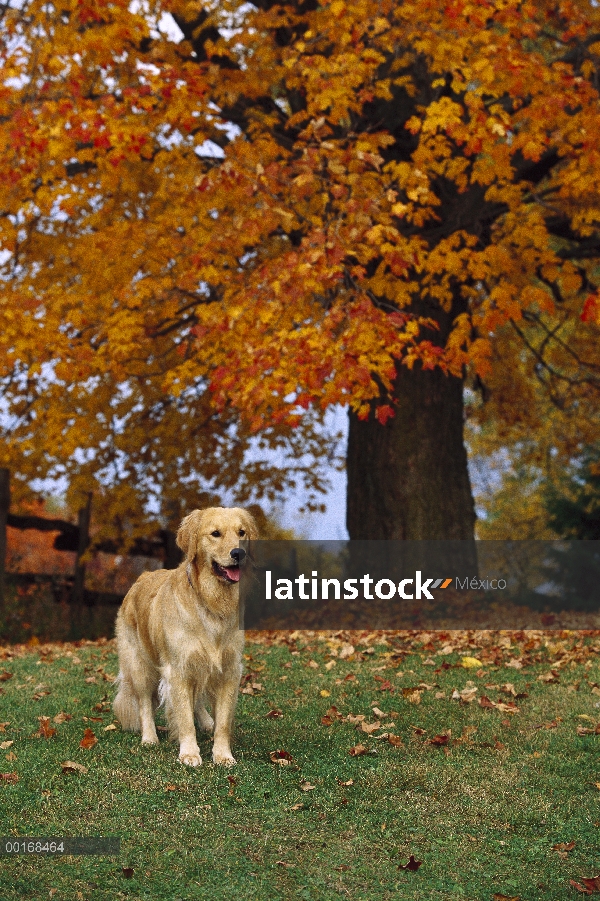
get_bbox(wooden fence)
[0,467,182,627]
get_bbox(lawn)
[0,630,599,901]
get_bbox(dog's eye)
[211,530,221,537]
[238,529,245,537]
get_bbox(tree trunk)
[346,363,476,541]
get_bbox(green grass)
[0,633,600,900]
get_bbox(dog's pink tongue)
[225,567,240,582]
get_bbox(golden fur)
[113,507,258,766]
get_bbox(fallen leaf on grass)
[165,784,179,792]
[337,779,354,786]
[339,644,355,659]
[348,744,368,756]
[346,714,365,724]
[388,734,404,748]
[53,712,72,724]
[290,803,304,811]
[104,723,117,731]
[300,782,315,791]
[570,876,600,894]
[1,772,18,783]
[492,894,520,901]
[79,728,97,750]
[553,841,575,859]
[266,709,283,719]
[452,686,478,703]
[227,775,237,795]
[402,689,422,704]
[577,725,600,736]
[538,670,560,683]
[0,671,13,681]
[428,733,451,746]
[61,761,88,774]
[359,721,381,735]
[398,855,422,871]
[0,741,13,750]
[122,867,134,879]
[320,690,330,697]
[276,860,294,868]
[269,749,293,766]
[478,696,519,713]
[35,717,56,739]
[461,657,483,668]
[532,719,561,731]
[0,723,9,732]
[5,751,16,762]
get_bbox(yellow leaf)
[461,657,483,668]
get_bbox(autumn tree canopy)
[0,0,599,541]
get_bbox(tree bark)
[346,363,476,541]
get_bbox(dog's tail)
[113,672,141,732]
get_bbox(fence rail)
[0,468,182,624]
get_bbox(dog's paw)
[141,734,159,745]
[213,750,236,767]
[179,751,202,767]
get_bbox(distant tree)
[544,446,600,539]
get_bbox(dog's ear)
[239,509,259,541]
[176,509,204,559]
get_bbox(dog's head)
[176,507,259,585]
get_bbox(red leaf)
[1,772,18,783]
[375,405,395,425]
[428,733,450,746]
[581,295,600,323]
[479,695,495,708]
[36,716,56,739]
[269,749,293,765]
[79,728,97,750]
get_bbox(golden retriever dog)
[113,507,257,766]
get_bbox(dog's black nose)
[230,547,246,563]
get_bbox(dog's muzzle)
[212,547,246,583]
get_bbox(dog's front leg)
[169,673,202,767]
[211,676,239,766]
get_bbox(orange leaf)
[79,728,97,750]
